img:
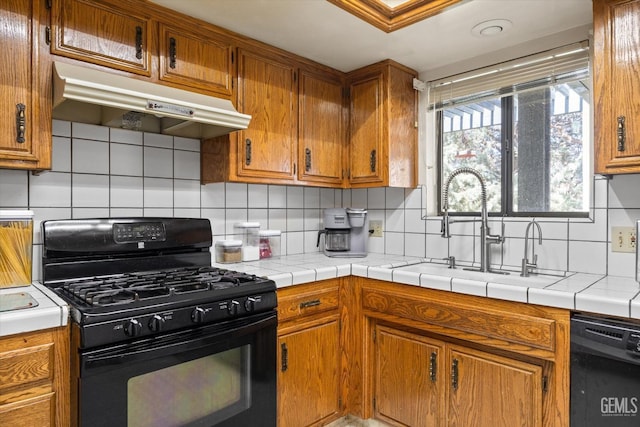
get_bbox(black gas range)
[41,218,277,427]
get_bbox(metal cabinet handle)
[300,299,321,309]
[451,358,459,390]
[16,103,26,144]
[429,352,437,382]
[245,139,252,165]
[135,26,143,60]
[281,343,288,372]
[169,37,177,69]
[305,148,311,172]
[617,116,626,152]
[370,149,376,173]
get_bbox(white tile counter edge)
[214,253,640,320]
[0,283,69,337]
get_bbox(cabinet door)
[278,318,341,427]
[594,0,640,173]
[52,0,152,75]
[0,0,50,170]
[158,23,233,98]
[447,345,543,427]
[348,73,385,186]
[298,71,345,186]
[236,49,297,181]
[374,325,445,427]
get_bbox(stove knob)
[228,300,240,316]
[124,319,142,337]
[192,307,207,323]
[244,297,257,312]
[149,314,166,332]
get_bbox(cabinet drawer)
[277,281,340,322]
[0,344,54,393]
[0,393,54,427]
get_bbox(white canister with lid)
[234,222,260,261]
[258,230,281,259]
[214,240,243,264]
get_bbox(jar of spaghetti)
[0,210,34,288]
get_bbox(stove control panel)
[81,291,277,348]
[113,222,166,243]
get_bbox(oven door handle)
[82,312,276,372]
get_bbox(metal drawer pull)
[16,103,26,144]
[305,148,312,172]
[370,149,376,172]
[299,299,321,309]
[281,343,288,372]
[429,352,437,382]
[169,37,177,69]
[451,358,459,390]
[245,139,252,165]
[617,116,626,152]
[135,26,143,60]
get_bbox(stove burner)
[56,266,262,307]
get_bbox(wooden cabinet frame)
[341,277,569,427]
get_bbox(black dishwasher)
[571,314,640,426]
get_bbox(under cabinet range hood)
[52,61,251,139]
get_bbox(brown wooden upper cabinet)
[50,0,235,99]
[297,70,346,187]
[234,49,298,182]
[0,0,51,170]
[347,60,418,188]
[51,0,153,76]
[594,0,640,174]
[201,48,347,187]
[158,23,234,98]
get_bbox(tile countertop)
[0,283,69,337]
[213,252,640,320]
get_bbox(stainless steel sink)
[391,262,563,287]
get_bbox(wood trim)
[327,0,463,32]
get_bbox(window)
[430,42,590,217]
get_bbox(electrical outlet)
[370,220,383,237]
[612,226,636,253]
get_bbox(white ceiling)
[149,0,593,79]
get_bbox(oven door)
[77,311,276,427]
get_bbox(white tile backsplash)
[110,176,143,207]
[143,132,173,148]
[110,143,143,176]
[51,136,71,172]
[0,170,29,207]
[5,119,640,281]
[73,139,109,174]
[144,147,173,178]
[72,174,109,207]
[143,177,173,208]
[29,172,71,207]
[174,150,200,180]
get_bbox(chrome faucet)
[521,220,543,277]
[441,167,503,273]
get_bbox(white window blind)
[428,40,590,110]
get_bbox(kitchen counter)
[0,283,69,337]
[213,252,640,320]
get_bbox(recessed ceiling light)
[471,19,513,37]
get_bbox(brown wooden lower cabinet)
[277,279,344,427]
[276,277,569,427]
[0,326,69,427]
[358,278,569,427]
